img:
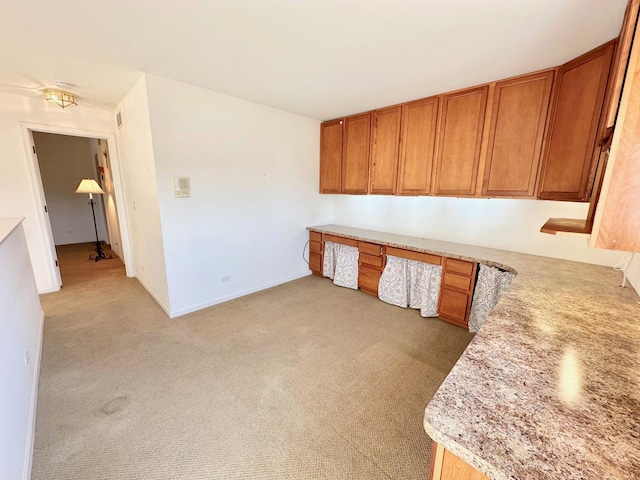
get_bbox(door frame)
[20,122,134,289]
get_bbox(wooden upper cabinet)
[397,97,439,195]
[482,70,555,197]
[433,86,488,196]
[369,106,402,195]
[590,5,640,253]
[342,113,372,194]
[604,0,640,128]
[538,41,616,201]
[319,119,343,193]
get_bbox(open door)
[26,129,62,288]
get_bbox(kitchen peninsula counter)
[307,224,640,479]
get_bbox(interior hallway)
[32,244,474,480]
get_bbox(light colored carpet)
[32,243,474,480]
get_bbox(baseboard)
[134,276,171,317]
[37,285,60,295]
[169,272,311,318]
[22,310,44,480]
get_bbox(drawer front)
[386,246,442,265]
[439,288,470,323]
[445,257,475,276]
[358,265,381,294]
[309,240,323,254]
[324,234,359,248]
[358,241,384,257]
[309,231,322,242]
[442,272,472,291]
[359,253,384,269]
[309,252,322,273]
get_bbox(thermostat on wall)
[173,177,191,198]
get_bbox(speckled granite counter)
[307,225,640,480]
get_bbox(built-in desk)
[307,225,640,480]
[307,224,514,329]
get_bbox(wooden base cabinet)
[358,241,385,296]
[309,231,323,276]
[438,258,478,328]
[430,442,489,480]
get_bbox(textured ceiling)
[0,0,628,120]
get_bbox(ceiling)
[0,0,628,120]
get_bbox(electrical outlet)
[24,349,29,366]
[221,275,231,283]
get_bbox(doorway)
[21,122,133,291]
[32,132,123,284]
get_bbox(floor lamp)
[75,178,112,262]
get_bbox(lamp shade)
[75,179,104,195]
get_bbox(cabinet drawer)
[309,231,322,242]
[438,288,470,325]
[359,253,384,269]
[309,240,323,254]
[358,241,384,257]
[324,234,358,247]
[309,252,322,273]
[444,258,475,276]
[358,266,381,295]
[386,246,442,265]
[442,272,473,292]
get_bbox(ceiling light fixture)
[43,88,77,108]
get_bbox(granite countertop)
[307,224,640,480]
[0,217,24,245]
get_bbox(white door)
[28,130,62,287]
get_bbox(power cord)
[302,240,310,265]
[613,252,634,288]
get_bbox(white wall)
[115,76,171,313]
[0,91,116,292]
[330,195,627,266]
[143,74,332,317]
[0,219,44,480]
[33,132,108,245]
[90,138,123,257]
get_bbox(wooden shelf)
[540,218,593,238]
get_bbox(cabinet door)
[590,21,640,253]
[430,442,490,480]
[369,106,402,195]
[482,70,554,197]
[433,86,488,196]
[319,119,343,193]
[342,113,371,194]
[538,41,615,201]
[604,0,640,128]
[397,97,439,195]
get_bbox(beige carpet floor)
[32,243,474,480]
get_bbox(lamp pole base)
[89,241,114,262]
[87,197,113,262]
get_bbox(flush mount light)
[43,88,77,108]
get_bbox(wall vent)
[116,110,123,129]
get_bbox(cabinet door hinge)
[32,145,36,154]
[55,260,58,267]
